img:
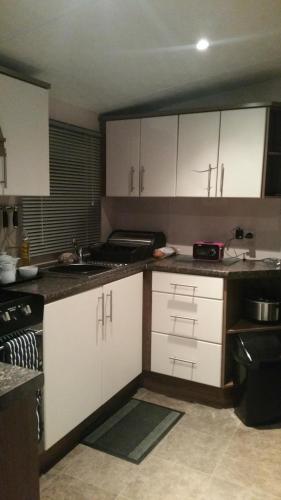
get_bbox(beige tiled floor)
[40,389,281,500]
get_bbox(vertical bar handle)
[140,166,145,193]
[130,166,135,193]
[207,164,211,197]
[220,163,224,197]
[106,290,113,322]
[1,156,7,188]
[101,292,105,327]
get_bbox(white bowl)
[18,266,38,279]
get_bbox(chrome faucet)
[72,238,83,263]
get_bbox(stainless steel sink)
[47,264,113,276]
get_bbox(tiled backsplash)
[102,197,281,259]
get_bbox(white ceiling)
[1,0,281,113]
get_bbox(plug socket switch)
[235,227,244,239]
[245,232,254,239]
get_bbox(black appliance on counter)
[89,230,166,264]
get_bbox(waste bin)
[232,332,281,426]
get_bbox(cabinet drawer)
[152,291,223,344]
[151,332,222,387]
[152,272,223,299]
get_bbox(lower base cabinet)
[151,271,223,388]
[151,331,222,387]
[43,273,143,450]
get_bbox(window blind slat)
[22,121,101,257]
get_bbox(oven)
[0,290,44,442]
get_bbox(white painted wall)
[49,97,99,131]
[101,197,281,259]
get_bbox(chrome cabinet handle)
[106,290,113,322]
[98,294,104,325]
[192,168,210,173]
[101,292,105,326]
[170,315,197,323]
[170,283,197,289]
[140,166,145,193]
[220,163,224,197]
[207,164,211,197]
[170,283,197,298]
[130,166,135,193]
[169,356,196,366]
[0,156,7,188]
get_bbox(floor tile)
[51,444,138,496]
[40,472,116,500]
[120,454,208,500]
[153,417,231,474]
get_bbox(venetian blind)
[22,120,101,256]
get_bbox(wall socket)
[235,227,254,240]
[235,227,244,239]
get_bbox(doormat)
[82,398,184,464]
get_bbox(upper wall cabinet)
[106,119,140,197]
[0,73,49,196]
[139,116,177,197]
[218,108,267,198]
[177,107,267,198]
[177,112,220,197]
[106,106,267,199]
[106,116,178,197]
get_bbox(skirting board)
[142,371,234,409]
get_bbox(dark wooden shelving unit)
[227,318,281,335]
[264,108,281,197]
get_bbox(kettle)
[0,253,20,284]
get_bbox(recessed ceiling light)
[196,38,209,51]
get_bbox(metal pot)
[245,297,281,322]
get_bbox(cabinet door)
[102,273,143,403]
[140,116,177,196]
[0,74,49,196]
[43,288,102,450]
[218,108,267,198]
[177,112,220,197]
[106,119,140,196]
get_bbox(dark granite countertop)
[148,255,281,279]
[0,362,43,409]
[8,260,151,304]
[6,256,281,304]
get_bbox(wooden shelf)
[227,318,281,335]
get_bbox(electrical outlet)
[235,227,244,239]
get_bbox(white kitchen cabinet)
[152,271,224,300]
[43,288,102,450]
[106,119,140,197]
[151,271,223,387]
[106,116,177,197]
[140,116,178,196]
[176,112,220,197]
[43,273,143,450]
[102,272,143,403]
[218,108,267,198]
[151,332,222,387]
[152,291,223,344]
[0,73,49,196]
